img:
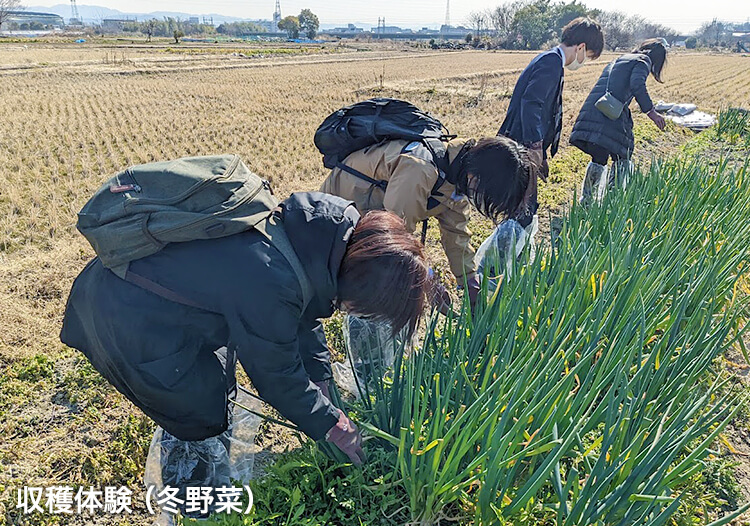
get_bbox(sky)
[28,0,750,33]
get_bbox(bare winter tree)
[599,11,635,51]
[632,17,678,43]
[143,18,158,42]
[489,1,521,45]
[467,10,488,37]
[0,0,23,31]
[698,18,729,47]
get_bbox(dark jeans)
[575,140,622,165]
[498,132,542,228]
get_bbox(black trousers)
[83,342,238,442]
[575,140,623,165]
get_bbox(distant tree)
[698,18,729,47]
[0,0,23,31]
[550,0,590,35]
[173,29,184,43]
[278,15,299,39]
[599,11,634,51]
[465,32,473,43]
[217,21,265,36]
[122,21,140,33]
[467,10,488,37]
[512,0,553,49]
[686,36,697,49]
[143,18,158,42]
[489,1,521,46]
[632,17,678,43]
[298,8,319,39]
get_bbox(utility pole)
[70,0,81,25]
[273,0,281,29]
[377,17,385,38]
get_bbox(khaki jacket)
[320,139,475,280]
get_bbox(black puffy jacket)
[570,53,655,160]
[60,192,359,441]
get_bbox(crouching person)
[320,135,529,309]
[60,156,429,519]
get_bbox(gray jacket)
[570,53,654,160]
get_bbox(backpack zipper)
[123,155,242,207]
[152,179,271,237]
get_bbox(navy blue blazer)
[498,48,564,156]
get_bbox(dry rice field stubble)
[0,43,749,525]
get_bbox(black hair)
[561,17,605,59]
[455,136,530,222]
[635,39,668,83]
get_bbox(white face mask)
[566,45,586,71]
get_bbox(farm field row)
[0,43,749,525]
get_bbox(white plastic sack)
[475,215,538,286]
[144,390,261,523]
[654,101,697,116]
[667,110,716,130]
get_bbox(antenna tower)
[70,0,81,24]
[444,0,450,28]
[273,0,281,27]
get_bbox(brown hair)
[635,39,668,83]
[456,136,530,222]
[337,211,429,337]
[561,17,604,59]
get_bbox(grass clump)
[183,442,411,526]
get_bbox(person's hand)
[466,274,481,310]
[314,380,330,401]
[647,108,666,131]
[428,275,453,316]
[525,141,547,182]
[325,410,366,466]
[539,158,549,182]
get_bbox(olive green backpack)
[77,154,311,309]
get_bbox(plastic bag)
[475,215,538,287]
[342,316,410,397]
[332,361,361,400]
[144,389,261,523]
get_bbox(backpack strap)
[421,138,453,210]
[124,269,215,311]
[123,210,313,314]
[255,210,313,313]
[422,137,451,177]
[336,161,389,191]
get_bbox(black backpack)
[314,98,456,196]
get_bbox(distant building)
[3,10,64,29]
[188,16,200,24]
[330,23,364,34]
[102,18,137,31]
[246,18,276,32]
[440,24,469,36]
